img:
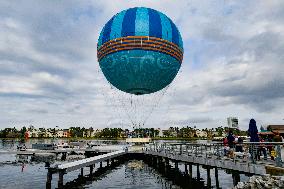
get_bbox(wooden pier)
[38,142,284,188]
[143,142,284,188]
[46,150,127,188]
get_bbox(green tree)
[20,126,27,138]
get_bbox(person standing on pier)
[227,130,235,158]
[235,137,243,152]
[227,130,235,149]
[223,137,229,155]
[271,131,283,161]
[258,136,267,160]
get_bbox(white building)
[45,131,53,138]
[227,117,239,129]
[83,128,101,137]
[195,130,207,138]
[27,126,40,138]
[27,130,39,138]
[56,130,64,138]
[157,128,163,137]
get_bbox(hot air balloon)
[97,7,183,95]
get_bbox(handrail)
[145,142,283,167]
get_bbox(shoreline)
[0,137,210,141]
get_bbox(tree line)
[0,126,248,139]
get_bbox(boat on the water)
[69,141,85,149]
[17,144,27,151]
[126,137,152,144]
[56,142,72,149]
[87,142,107,148]
[32,143,56,150]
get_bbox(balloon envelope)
[97,7,183,95]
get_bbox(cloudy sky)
[0,0,283,130]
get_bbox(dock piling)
[197,164,200,180]
[188,164,192,178]
[46,170,52,189]
[175,161,178,170]
[215,167,220,189]
[206,167,211,188]
[58,170,64,188]
[90,165,93,176]
[80,168,84,177]
[185,163,188,175]
[232,171,240,186]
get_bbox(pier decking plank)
[56,150,126,172]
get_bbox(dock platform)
[46,150,127,188]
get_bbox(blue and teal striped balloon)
[97,7,183,95]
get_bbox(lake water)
[0,139,249,189]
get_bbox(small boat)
[126,137,152,144]
[56,143,72,149]
[17,144,27,151]
[69,141,86,149]
[32,143,56,150]
[87,142,107,147]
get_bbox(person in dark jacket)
[227,130,235,148]
[235,137,243,152]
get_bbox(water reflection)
[88,160,182,189]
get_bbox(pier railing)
[144,142,284,167]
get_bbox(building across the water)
[227,117,239,129]
[267,125,284,136]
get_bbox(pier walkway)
[56,150,126,172]
[142,142,284,188]
[145,142,284,173]
[46,150,127,188]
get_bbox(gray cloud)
[0,1,284,129]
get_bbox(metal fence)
[144,142,284,167]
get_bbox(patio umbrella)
[248,119,259,142]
